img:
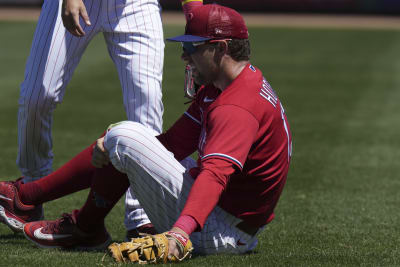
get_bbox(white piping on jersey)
[184,112,201,125]
[201,153,243,169]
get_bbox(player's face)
[181,42,219,86]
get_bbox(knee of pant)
[104,121,154,153]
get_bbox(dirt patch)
[1,7,400,30]
[0,7,41,21]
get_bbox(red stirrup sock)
[18,141,97,205]
[76,163,130,233]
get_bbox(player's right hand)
[61,0,91,37]
[92,137,110,168]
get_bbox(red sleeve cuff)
[173,215,199,236]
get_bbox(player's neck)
[214,59,249,91]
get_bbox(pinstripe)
[130,1,138,123]
[122,33,129,119]
[113,0,123,125]
[129,1,138,123]
[151,4,164,132]
[121,0,133,119]
[137,39,143,124]
[143,0,151,126]
[137,0,143,124]
[154,3,164,125]
[149,9,158,130]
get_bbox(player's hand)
[168,227,189,259]
[61,0,91,37]
[91,137,110,168]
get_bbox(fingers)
[80,6,91,26]
[91,137,110,168]
[72,12,85,36]
[61,0,91,37]
[167,239,181,260]
[62,12,85,37]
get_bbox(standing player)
[0,4,292,258]
[15,0,202,236]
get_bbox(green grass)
[1,21,400,266]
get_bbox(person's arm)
[61,0,91,37]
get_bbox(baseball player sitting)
[0,4,292,263]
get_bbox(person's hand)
[168,227,190,259]
[61,0,91,37]
[167,236,181,259]
[91,137,110,168]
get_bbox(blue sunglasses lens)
[182,42,197,55]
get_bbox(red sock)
[18,141,97,205]
[76,163,130,233]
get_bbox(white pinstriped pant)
[104,121,261,254]
[17,0,164,229]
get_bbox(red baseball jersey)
[157,64,292,229]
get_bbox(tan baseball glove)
[108,231,193,264]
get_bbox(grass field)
[0,21,400,266]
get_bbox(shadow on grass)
[0,232,25,240]
[0,232,32,247]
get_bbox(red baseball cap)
[167,4,249,43]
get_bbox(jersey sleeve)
[156,102,201,161]
[201,105,259,170]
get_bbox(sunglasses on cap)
[181,39,232,55]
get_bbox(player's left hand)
[108,230,193,264]
[92,137,110,168]
[61,0,91,37]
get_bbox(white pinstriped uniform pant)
[104,121,261,254]
[17,0,164,229]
